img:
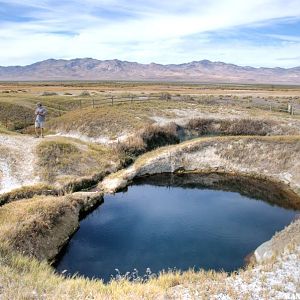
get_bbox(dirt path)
[0,134,41,193]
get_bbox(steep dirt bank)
[0,192,103,262]
[100,136,300,195]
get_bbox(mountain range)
[0,58,300,84]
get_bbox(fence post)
[79,99,82,109]
[24,116,27,127]
[5,117,8,128]
[92,98,95,108]
[291,105,294,116]
[111,96,114,106]
[288,103,291,114]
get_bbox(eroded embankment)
[100,135,300,265]
[0,192,103,262]
[101,136,300,195]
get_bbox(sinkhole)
[55,173,299,282]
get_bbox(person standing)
[34,102,47,138]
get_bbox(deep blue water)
[56,175,297,282]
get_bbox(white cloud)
[0,0,300,66]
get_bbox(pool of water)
[56,174,298,282]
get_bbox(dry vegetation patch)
[0,183,57,206]
[45,100,186,139]
[115,123,179,164]
[0,192,103,262]
[191,117,300,136]
[186,118,277,136]
[36,138,120,183]
[0,196,77,260]
[47,106,147,138]
[0,101,34,130]
[0,124,15,135]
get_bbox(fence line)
[72,94,299,115]
[1,93,299,130]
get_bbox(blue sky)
[0,0,300,67]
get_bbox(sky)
[0,0,300,67]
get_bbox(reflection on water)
[56,173,299,282]
[134,173,300,210]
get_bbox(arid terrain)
[0,82,299,299]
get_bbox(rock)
[254,240,274,263]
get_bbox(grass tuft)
[36,138,120,183]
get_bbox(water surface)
[56,174,298,282]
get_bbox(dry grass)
[45,100,300,141]
[115,123,179,165]
[0,124,15,135]
[36,137,120,183]
[47,106,146,138]
[0,249,224,300]
[0,192,104,260]
[121,135,300,185]
[1,85,298,137]
[0,196,75,258]
[0,251,231,300]
[46,100,184,138]
[1,81,300,96]
[0,101,34,130]
[0,183,57,206]
[187,118,279,136]
[141,123,179,150]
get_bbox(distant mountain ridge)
[0,58,300,84]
